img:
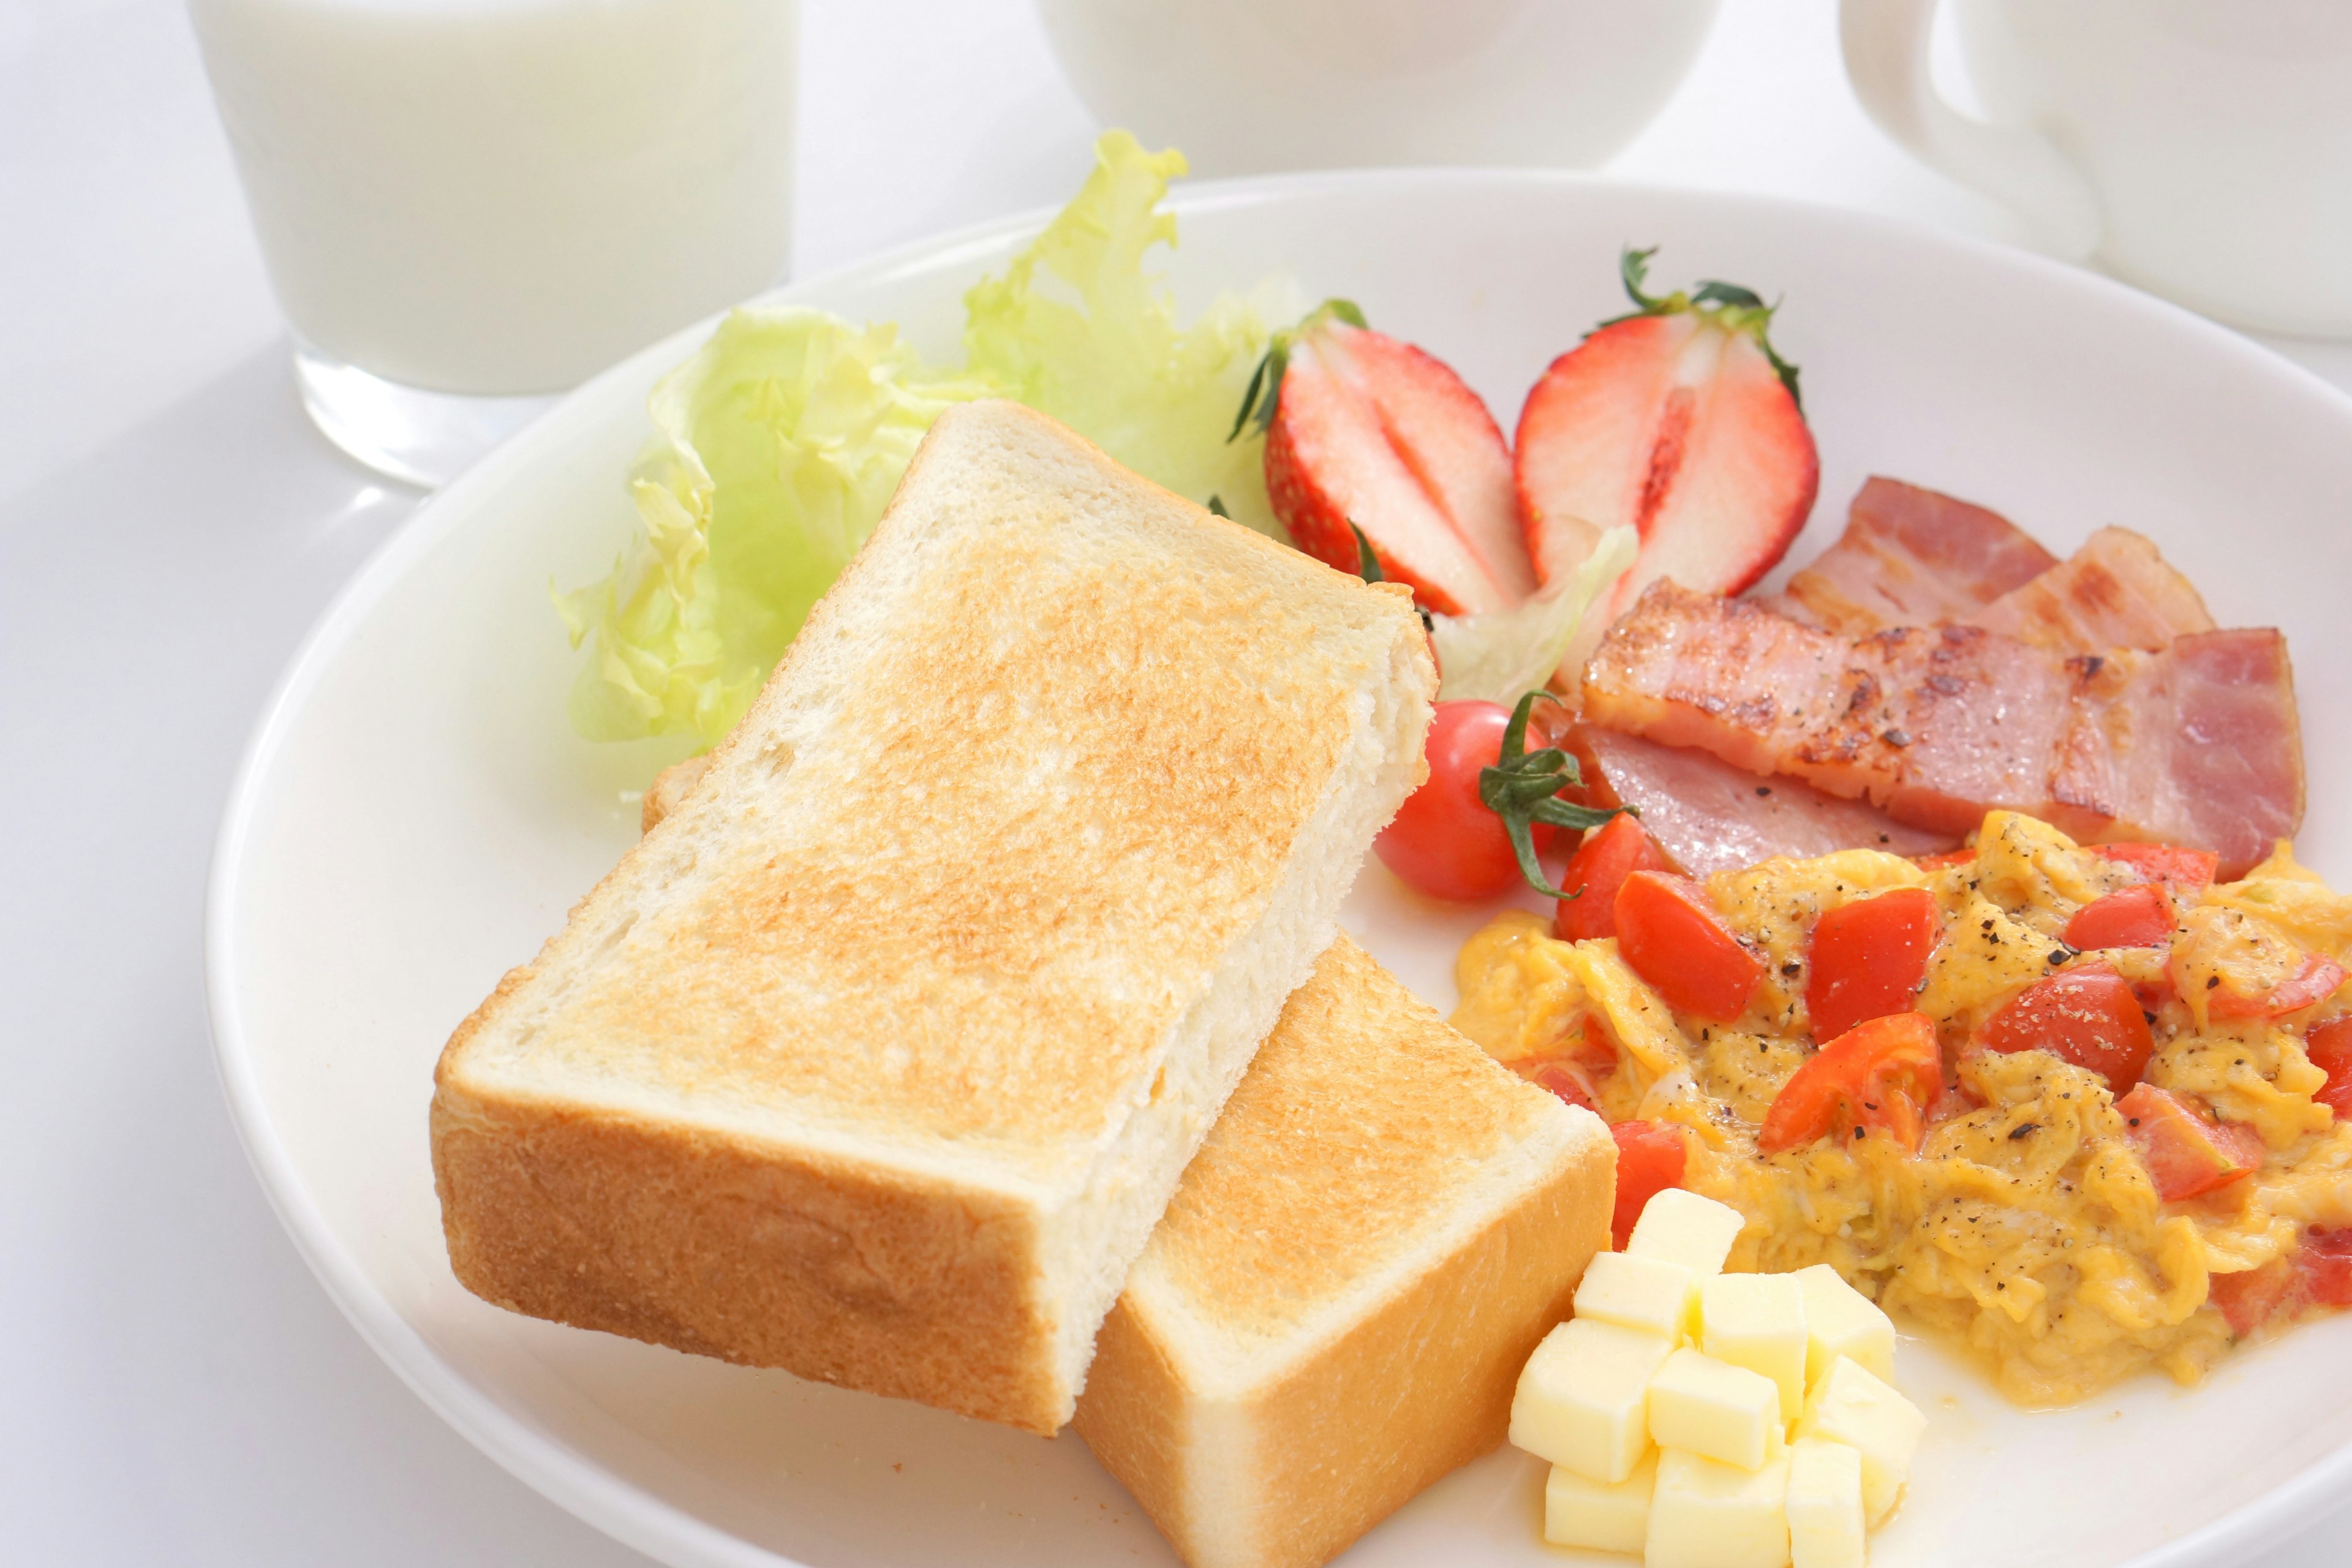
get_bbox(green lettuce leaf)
[962,130,1286,537]
[559,130,1285,745]
[556,311,993,742]
[1431,526,1637,704]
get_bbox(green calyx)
[1477,690,1630,900]
[1228,297,1368,442]
[1601,246,1803,412]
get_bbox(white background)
[5,2,2349,1562]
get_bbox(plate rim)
[205,164,2352,1568]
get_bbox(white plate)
[209,171,2352,1568]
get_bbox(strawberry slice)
[1253,303,1534,615]
[1516,249,1819,659]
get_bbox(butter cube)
[1577,1251,1699,1343]
[1647,1348,1781,1471]
[1785,1438,1866,1568]
[1547,1450,1657,1555]
[1646,1447,1791,1568]
[1627,1188,1746,1275]
[1512,1317,1675,1483]
[1700,1273,1808,1420]
[1793,1264,1897,1384]
[1796,1355,1926,1525]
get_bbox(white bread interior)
[432,401,1437,1434]
[1074,935,1614,1568]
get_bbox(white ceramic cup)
[1035,0,1723,176]
[1842,0,2352,337]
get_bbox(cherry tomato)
[2097,842,2220,892]
[1373,700,1556,902]
[1608,1119,1689,1251]
[2305,1017,2352,1118]
[1976,960,2155,1090]
[2062,882,2177,950]
[1554,814,1671,943]
[2116,1084,2264,1200]
[1807,888,1941,1041]
[1758,1012,1942,1155]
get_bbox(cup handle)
[1839,0,2101,260]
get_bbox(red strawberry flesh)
[1264,320,1529,614]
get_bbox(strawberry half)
[1516,249,1819,660]
[1249,303,1534,616]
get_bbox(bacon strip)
[2057,630,2304,878]
[1567,725,1959,878]
[1974,526,2214,655]
[1782,477,2059,634]
[1581,582,2301,876]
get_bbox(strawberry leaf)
[1227,297,1368,442]
[1348,520,1384,584]
[1594,247,1805,412]
[1477,690,1629,899]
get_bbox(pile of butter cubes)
[1509,1189,1926,1568]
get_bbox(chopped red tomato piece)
[2211,1231,2352,1336]
[1912,848,1977,872]
[1758,1012,1942,1155]
[2210,1260,2297,1336]
[1615,872,1765,1022]
[2305,1017,2352,1118]
[1976,960,2156,1089]
[1525,1061,1597,1112]
[2203,952,2350,1022]
[2116,1084,2264,1200]
[2296,1229,2352,1307]
[2063,883,2176,950]
[2098,842,2219,892]
[1608,1119,1688,1251]
[1807,888,1941,1041]
[1555,813,1672,943]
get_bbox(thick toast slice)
[432,402,1436,1433]
[1074,935,1614,1568]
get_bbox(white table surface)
[6,3,2350,1563]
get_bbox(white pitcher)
[1842,0,2352,337]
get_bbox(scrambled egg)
[1452,812,2352,1406]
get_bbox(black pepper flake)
[1882,728,1912,747]
[1879,834,1890,844]
[1755,785,1773,797]
[1781,961,1802,977]
[2207,975,2222,990]
[2010,1123,2039,1140]
[2143,1011,2157,1024]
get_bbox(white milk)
[190,0,796,394]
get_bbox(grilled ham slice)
[1566,725,1959,878]
[1781,477,2058,633]
[1974,526,2214,654]
[1581,581,2301,876]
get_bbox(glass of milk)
[188,0,798,486]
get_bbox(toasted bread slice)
[432,402,1436,1434]
[1074,935,1614,1568]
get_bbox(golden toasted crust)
[638,753,710,834]
[432,401,1437,1434]
[1073,937,1615,1568]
